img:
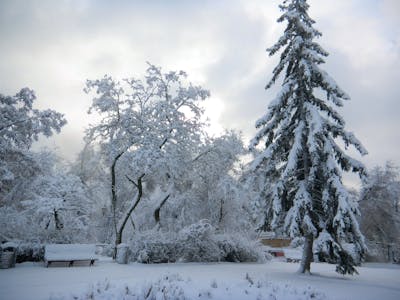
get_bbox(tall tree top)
[251,0,367,169]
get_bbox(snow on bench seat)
[283,248,302,262]
[44,244,99,267]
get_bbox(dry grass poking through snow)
[51,273,327,300]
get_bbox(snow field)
[1,260,399,300]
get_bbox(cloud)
[0,0,398,172]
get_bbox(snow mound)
[51,273,328,300]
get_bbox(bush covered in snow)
[129,231,179,263]
[0,241,44,262]
[15,242,45,262]
[215,234,264,262]
[52,273,328,300]
[177,220,222,262]
[128,220,266,263]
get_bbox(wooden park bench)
[259,234,302,262]
[268,249,285,257]
[265,247,302,262]
[44,244,98,268]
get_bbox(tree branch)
[125,175,138,188]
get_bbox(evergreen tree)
[250,0,367,274]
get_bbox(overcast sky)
[1,0,399,177]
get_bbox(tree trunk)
[111,152,124,245]
[154,194,170,228]
[298,234,313,274]
[115,174,145,248]
[218,199,224,226]
[297,95,314,274]
[54,209,63,230]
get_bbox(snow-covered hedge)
[16,242,45,262]
[52,273,327,300]
[128,220,266,263]
[130,231,180,263]
[0,241,44,262]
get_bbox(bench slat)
[46,258,98,268]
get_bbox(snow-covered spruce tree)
[250,0,367,274]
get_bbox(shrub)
[177,220,222,262]
[216,234,265,262]
[16,242,45,262]
[128,220,267,263]
[1,241,44,262]
[129,230,179,263]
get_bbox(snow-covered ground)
[1,258,399,300]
